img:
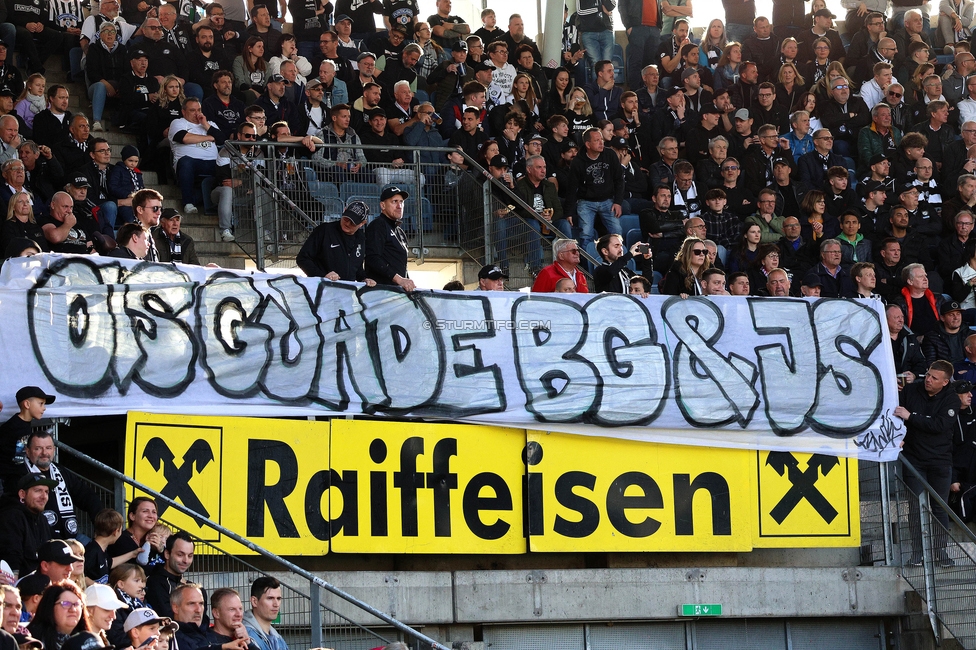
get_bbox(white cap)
[85,584,126,610]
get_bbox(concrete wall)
[268,564,908,628]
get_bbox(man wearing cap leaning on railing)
[894,359,961,567]
[172,584,246,650]
[297,201,376,285]
[365,185,415,290]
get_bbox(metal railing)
[222,141,601,290]
[53,438,450,650]
[859,458,976,648]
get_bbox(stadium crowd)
[0,392,416,650]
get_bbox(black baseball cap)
[862,179,885,194]
[366,107,386,119]
[610,136,630,150]
[61,632,114,650]
[37,539,84,564]
[452,40,467,51]
[15,573,50,598]
[15,386,55,404]
[814,8,836,18]
[69,176,90,188]
[129,48,148,60]
[868,153,889,166]
[335,13,351,22]
[941,300,962,315]
[342,200,370,225]
[267,73,285,83]
[380,185,408,201]
[17,474,59,492]
[478,265,508,280]
[469,60,492,73]
[801,273,822,288]
[490,154,509,168]
[160,208,182,220]
[701,103,722,115]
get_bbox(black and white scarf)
[24,459,77,536]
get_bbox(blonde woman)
[1,192,46,254]
[776,61,806,111]
[713,42,741,91]
[700,19,727,69]
[562,87,594,145]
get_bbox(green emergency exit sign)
[679,604,723,617]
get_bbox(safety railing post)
[309,579,322,648]
[880,462,894,566]
[253,157,266,271]
[918,491,940,644]
[482,180,493,264]
[113,477,126,514]
[413,150,425,264]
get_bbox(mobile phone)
[638,243,649,255]
[139,636,159,648]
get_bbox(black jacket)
[297,220,367,281]
[922,324,969,366]
[593,253,635,293]
[31,109,73,151]
[145,565,185,619]
[0,500,51,575]
[818,95,871,144]
[174,621,222,650]
[900,381,961,466]
[891,330,927,377]
[365,214,408,285]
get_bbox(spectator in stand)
[0,192,47,254]
[314,103,365,181]
[0,473,58,578]
[27,581,90,650]
[813,238,856,297]
[86,22,127,133]
[38,191,95,254]
[7,0,61,75]
[895,359,960,566]
[105,498,158,569]
[195,3,243,54]
[206,589,259,650]
[888,304,927,382]
[145,532,197,621]
[186,26,235,100]
[836,210,872,271]
[364,185,414,289]
[140,17,190,95]
[567,126,623,253]
[245,5,280,59]
[14,75,44,133]
[532,238,589,293]
[297,201,375,283]
[898,262,946,337]
[253,74,301,136]
[242,578,286,650]
[32,85,72,155]
[852,261,881,299]
[593,233,648,293]
[56,114,94,181]
[81,138,117,227]
[922,300,968,365]
[233,37,268,104]
[661,236,709,297]
[154,208,199,265]
[18,140,62,205]
[268,34,311,82]
[107,222,149,260]
[116,48,158,134]
[169,98,220,215]
[203,71,245,138]
[83,510,132,584]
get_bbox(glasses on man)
[149,205,162,212]
[240,133,256,139]
[887,91,902,98]
[832,84,849,90]
[815,135,834,140]
[722,165,739,171]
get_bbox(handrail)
[900,456,976,546]
[54,439,451,650]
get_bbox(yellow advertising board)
[753,451,859,548]
[526,431,755,552]
[124,414,859,555]
[329,420,526,554]
[125,412,329,555]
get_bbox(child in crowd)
[138,523,171,568]
[66,539,88,590]
[108,145,146,227]
[14,74,45,130]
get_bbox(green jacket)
[857,123,903,177]
[514,176,563,223]
[745,213,786,244]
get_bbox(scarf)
[672,180,700,218]
[24,93,44,115]
[24,459,77,536]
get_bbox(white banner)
[2,255,903,460]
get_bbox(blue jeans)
[69,46,84,83]
[88,82,108,122]
[580,30,614,85]
[0,24,14,52]
[494,214,544,272]
[626,25,660,90]
[725,23,753,44]
[98,200,118,230]
[176,157,217,205]
[117,205,134,226]
[576,198,620,250]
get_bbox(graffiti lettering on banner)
[8,255,900,459]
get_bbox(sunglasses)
[240,133,256,139]
[692,248,707,255]
[888,91,902,97]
